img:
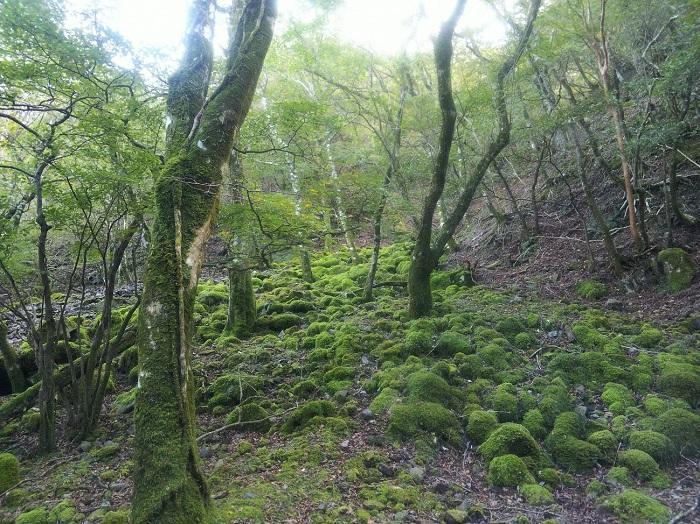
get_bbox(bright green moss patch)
[519,483,554,505]
[282,400,336,434]
[602,383,635,415]
[436,331,469,356]
[601,490,669,523]
[15,508,49,524]
[208,372,266,409]
[369,387,400,414]
[466,410,499,444]
[617,449,659,481]
[478,423,540,462]
[0,452,19,492]
[405,370,461,407]
[576,280,607,299]
[404,329,432,355]
[487,454,535,487]
[587,430,618,461]
[653,408,700,455]
[607,466,633,486]
[631,327,663,348]
[486,383,518,422]
[552,411,585,438]
[522,409,546,439]
[657,370,700,406]
[257,313,302,331]
[387,400,461,446]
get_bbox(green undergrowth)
[2,242,697,522]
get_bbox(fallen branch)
[669,495,699,524]
[196,405,298,443]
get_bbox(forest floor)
[1,242,699,524]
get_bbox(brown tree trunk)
[0,319,25,393]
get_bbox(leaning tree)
[132,0,276,522]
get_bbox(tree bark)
[132,1,275,522]
[225,264,256,337]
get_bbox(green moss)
[627,430,676,466]
[226,403,270,432]
[369,387,400,414]
[487,454,535,487]
[324,366,355,382]
[631,327,663,348]
[208,372,266,409]
[495,316,525,337]
[572,323,608,350]
[657,370,700,406]
[478,423,540,462]
[552,411,585,438]
[48,500,82,523]
[605,467,631,488]
[654,408,700,455]
[545,431,600,472]
[466,410,499,444]
[486,383,518,422]
[404,329,432,355]
[291,379,317,397]
[0,452,20,491]
[514,332,537,349]
[91,443,120,461]
[387,400,461,446]
[257,313,302,331]
[587,430,618,461]
[102,510,130,524]
[436,331,469,356]
[522,409,546,439]
[519,483,554,505]
[282,400,336,434]
[15,508,49,524]
[601,490,669,523]
[617,449,659,481]
[576,280,608,300]
[602,383,635,414]
[657,248,695,293]
[405,370,461,408]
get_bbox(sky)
[64,0,512,67]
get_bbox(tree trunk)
[0,319,25,393]
[132,1,275,522]
[225,264,256,337]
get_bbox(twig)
[669,495,699,524]
[196,405,298,443]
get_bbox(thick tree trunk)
[132,1,275,522]
[225,264,256,337]
[0,320,25,393]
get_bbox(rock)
[443,509,468,524]
[361,355,370,365]
[359,408,375,421]
[605,298,624,310]
[546,330,561,339]
[339,439,350,450]
[408,466,425,481]
[199,447,212,459]
[432,479,451,494]
[378,463,395,477]
[657,248,695,293]
[575,405,588,418]
[79,441,93,452]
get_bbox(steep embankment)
[1,243,699,523]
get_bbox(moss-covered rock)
[522,409,546,439]
[0,452,19,491]
[617,449,659,481]
[631,327,663,348]
[387,400,461,446]
[601,490,669,523]
[576,280,607,299]
[607,466,633,486]
[587,430,618,461]
[47,500,82,523]
[487,454,535,487]
[657,248,695,293]
[15,508,49,524]
[102,510,130,524]
[657,370,700,407]
[552,411,586,438]
[207,372,266,409]
[369,387,400,414]
[226,403,270,432]
[601,383,635,415]
[478,423,540,462]
[627,430,676,466]
[519,483,554,505]
[465,410,499,444]
[405,370,461,408]
[281,400,336,433]
[653,407,700,455]
[404,329,432,355]
[436,331,469,356]
[495,316,525,337]
[256,313,302,331]
[545,431,600,472]
[486,383,518,422]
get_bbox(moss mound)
[657,370,700,407]
[653,408,700,455]
[601,490,669,523]
[617,449,659,481]
[487,454,535,487]
[282,400,336,433]
[15,508,49,524]
[388,400,461,446]
[0,452,19,492]
[519,483,554,505]
[436,331,469,356]
[405,370,461,408]
[465,410,499,444]
[226,403,271,432]
[587,430,618,461]
[478,423,540,462]
[628,430,677,466]
[657,248,695,293]
[576,280,607,300]
[545,431,600,472]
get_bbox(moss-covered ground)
[1,243,698,523]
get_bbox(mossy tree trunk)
[132,1,276,522]
[225,264,256,337]
[0,319,25,393]
[408,0,540,317]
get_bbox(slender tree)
[132,0,276,521]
